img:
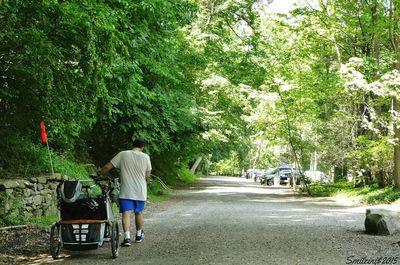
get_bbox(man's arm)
[99,162,114,176]
[145,171,151,182]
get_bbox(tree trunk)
[376,170,385,188]
[252,139,263,169]
[391,0,400,187]
[329,166,335,183]
[393,97,400,187]
[309,151,317,171]
[371,0,380,66]
[190,157,203,174]
[383,0,400,187]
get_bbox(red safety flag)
[40,121,48,143]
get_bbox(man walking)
[99,139,152,246]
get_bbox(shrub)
[177,167,199,183]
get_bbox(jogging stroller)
[49,175,120,259]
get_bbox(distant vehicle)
[260,165,293,186]
[259,168,275,185]
[304,170,328,184]
[245,169,254,179]
[289,169,304,186]
[245,168,266,181]
[253,169,268,182]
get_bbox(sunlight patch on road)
[272,208,309,212]
[261,215,313,220]
[199,176,248,183]
[181,214,193,217]
[192,185,294,196]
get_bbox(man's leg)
[121,211,132,246]
[133,200,146,242]
[122,211,132,233]
[120,199,134,246]
[134,212,143,230]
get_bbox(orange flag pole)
[40,121,55,177]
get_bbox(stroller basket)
[60,197,107,220]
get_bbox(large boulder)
[365,208,400,235]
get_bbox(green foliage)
[346,136,393,177]
[147,166,198,203]
[210,151,240,176]
[177,167,200,183]
[52,155,90,180]
[0,133,91,179]
[147,179,171,203]
[147,179,164,196]
[309,181,400,204]
[0,210,58,227]
[0,135,49,176]
[363,187,400,204]
[0,193,24,226]
[0,0,205,183]
[309,182,353,197]
[28,214,58,227]
[147,192,170,204]
[2,0,400,206]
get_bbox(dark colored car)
[259,168,275,185]
[253,169,268,182]
[260,165,293,186]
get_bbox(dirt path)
[28,176,400,264]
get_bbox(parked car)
[304,170,328,184]
[260,165,293,186]
[259,168,275,185]
[245,168,266,181]
[289,169,304,186]
[244,169,254,179]
[253,169,268,182]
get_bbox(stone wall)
[0,174,61,220]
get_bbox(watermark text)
[346,256,399,265]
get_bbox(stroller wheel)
[111,221,120,258]
[50,223,62,259]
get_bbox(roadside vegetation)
[309,182,400,204]
[1,0,400,226]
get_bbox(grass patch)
[147,177,172,203]
[362,187,400,204]
[53,154,93,180]
[147,167,200,203]
[148,192,171,203]
[28,214,58,226]
[308,182,353,197]
[309,181,400,204]
[177,167,201,184]
[1,213,58,227]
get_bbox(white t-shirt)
[111,150,152,201]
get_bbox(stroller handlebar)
[47,175,117,182]
[48,175,118,193]
[90,174,119,182]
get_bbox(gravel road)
[43,176,400,265]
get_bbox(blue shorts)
[119,199,146,213]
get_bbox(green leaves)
[3,0,399,185]
[0,0,205,176]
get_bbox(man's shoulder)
[135,151,150,159]
[116,150,131,156]
[118,150,150,159]
[114,150,135,159]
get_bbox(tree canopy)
[1,0,400,189]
